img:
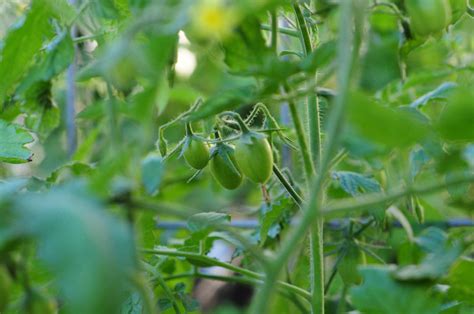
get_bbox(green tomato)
[210,145,243,190]
[0,266,12,312]
[234,133,273,184]
[183,136,210,170]
[449,0,467,23]
[406,0,452,36]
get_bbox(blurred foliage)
[0,0,474,313]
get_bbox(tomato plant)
[0,0,473,313]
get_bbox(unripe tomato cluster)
[405,0,467,37]
[182,125,274,190]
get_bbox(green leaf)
[395,228,464,281]
[14,183,137,314]
[409,82,457,109]
[331,171,381,196]
[0,120,34,163]
[436,87,474,142]
[348,92,431,147]
[350,265,442,314]
[141,153,164,196]
[157,298,173,311]
[299,40,337,73]
[0,0,56,102]
[447,258,474,305]
[189,82,256,121]
[223,17,270,73]
[17,32,74,94]
[187,212,230,233]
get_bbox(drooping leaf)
[0,120,34,163]
[350,265,442,314]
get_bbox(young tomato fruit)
[0,266,12,312]
[406,0,452,36]
[234,132,273,184]
[183,136,210,170]
[210,144,243,190]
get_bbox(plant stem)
[250,2,357,313]
[273,164,304,206]
[164,272,310,311]
[285,85,315,180]
[294,3,325,313]
[142,249,310,301]
[260,24,300,37]
[271,10,278,53]
[323,172,474,216]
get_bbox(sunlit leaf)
[0,120,34,163]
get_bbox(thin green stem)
[260,24,300,37]
[273,164,304,206]
[294,3,325,313]
[153,272,181,314]
[250,2,357,313]
[285,86,315,179]
[323,172,474,217]
[271,10,278,53]
[164,272,310,309]
[142,249,311,301]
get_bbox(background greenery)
[0,0,473,313]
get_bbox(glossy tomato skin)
[210,145,243,190]
[234,133,273,184]
[406,0,452,36]
[0,266,12,312]
[183,137,210,170]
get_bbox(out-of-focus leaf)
[121,292,143,314]
[409,147,430,179]
[0,120,34,163]
[332,171,381,196]
[348,92,431,147]
[223,17,270,72]
[0,1,53,102]
[387,206,414,242]
[350,266,442,314]
[14,183,137,314]
[187,212,230,233]
[409,82,457,108]
[189,82,256,121]
[437,88,474,142]
[299,40,336,73]
[360,26,401,91]
[141,153,164,196]
[17,32,74,94]
[395,228,464,281]
[157,298,173,311]
[447,258,474,305]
